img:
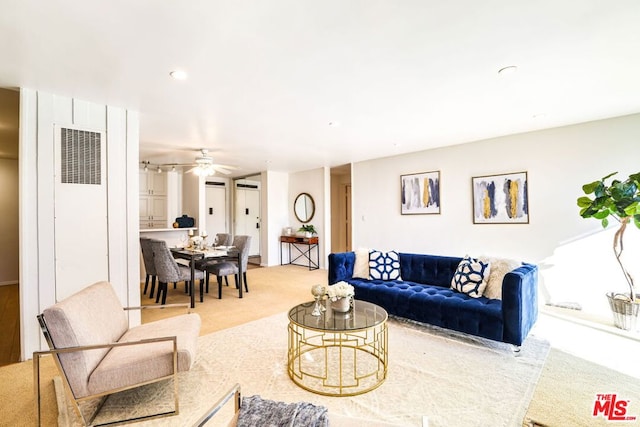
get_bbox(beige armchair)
[34,281,201,426]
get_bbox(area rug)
[59,312,550,427]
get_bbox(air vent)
[60,128,101,185]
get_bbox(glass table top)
[288,299,388,332]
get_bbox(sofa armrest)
[501,263,539,346]
[328,252,356,284]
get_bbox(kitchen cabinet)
[140,171,167,229]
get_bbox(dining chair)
[205,235,251,298]
[215,233,232,247]
[140,237,159,298]
[151,239,205,304]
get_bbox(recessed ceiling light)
[328,121,341,127]
[533,113,546,119]
[498,65,518,75]
[170,70,188,80]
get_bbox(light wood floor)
[0,284,20,366]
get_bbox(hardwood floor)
[0,261,262,367]
[0,284,20,366]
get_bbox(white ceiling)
[1,1,640,176]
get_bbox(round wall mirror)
[294,193,315,223]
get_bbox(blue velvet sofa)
[328,252,538,347]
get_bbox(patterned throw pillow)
[451,256,491,298]
[369,250,402,280]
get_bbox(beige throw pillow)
[353,248,370,279]
[478,256,522,300]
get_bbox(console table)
[280,235,319,270]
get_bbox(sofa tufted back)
[398,253,463,288]
[328,251,463,288]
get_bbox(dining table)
[170,246,243,308]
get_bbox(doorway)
[233,176,261,259]
[205,181,228,236]
[330,164,352,253]
[0,87,20,365]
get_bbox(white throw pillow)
[478,256,522,300]
[450,256,491,298]
[353,248,370,279]
[369,250,402,281]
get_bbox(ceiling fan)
[146,149,237,176]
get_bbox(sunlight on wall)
[540,226,640,322]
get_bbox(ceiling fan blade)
[213,167,231,175]
[212,164,238,170]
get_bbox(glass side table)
[287,299,388,396]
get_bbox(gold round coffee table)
[287,299,388,396]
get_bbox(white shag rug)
[59,312,550,427]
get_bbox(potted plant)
[298,224,317,238]
[577,171,640,330]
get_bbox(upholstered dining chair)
[151,239,205,304]
[140,237,158,298]
[205,235,251,298]
[194,232,232,274]
[215,232,232,247]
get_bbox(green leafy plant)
[298,224,317,235]
[577,171,640,301]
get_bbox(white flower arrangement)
[326,281,355,301]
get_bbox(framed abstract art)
[400,170,440,215]
[472,171,529,224]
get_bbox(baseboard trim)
[0,281,18,286]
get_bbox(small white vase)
[330,297,351,313]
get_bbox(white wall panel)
[52,95,73,125]
[53,123,109,301]
[21,90,140,358]
[126,111,141,324]
[19,89,41,358]
[74,99,107,130]
[36,93,57,310]
[106,107,129,303]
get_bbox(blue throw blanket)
[237,395,329,427]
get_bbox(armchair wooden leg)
[217,276,223,299]
[243,272,248,292]
[144,274,150,294]
[224,276,229,287]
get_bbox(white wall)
[288,168,326,268]
[20,89,140,359]
[182,171,201,228]
[352,113,640,319]
[0,159,18,284]
[263,171,288,266]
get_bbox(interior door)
[205,183,227,236]
[234,183,260,257]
